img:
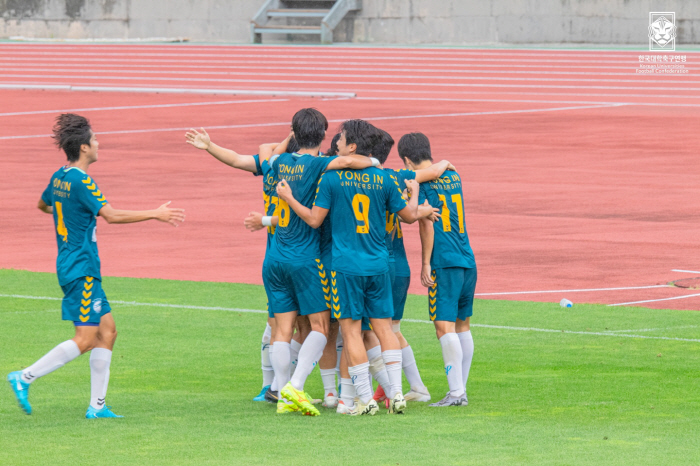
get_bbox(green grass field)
[1,269,698,465]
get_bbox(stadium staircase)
[251,0,361,44]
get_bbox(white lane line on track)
[5,58,695,72]
[3,66,700,83]
[672,269,700,274]
[2,73,699,91]
[358,96,700,108]
[608,293,700,307]
[0,50,694,64]
[0,83,356,98]
[0,103,624,141]
[0,98,290,117]
[2,294,698,343]
[475,284,669,296]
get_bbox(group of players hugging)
[7,108,475,418]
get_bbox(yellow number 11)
[437,194,465,234]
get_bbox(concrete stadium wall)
[1,0,699,45]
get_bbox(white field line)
[0,83,356,98]
[0,103,622,141]
[2,293,699,343]
[3,57,692,72]
[0,98,290,117]
[672,269,700,274]
[2,73,699,91]
[608,293,700,307]
[475,284,669,296]
[605,325,698,333]
[3,66,700,83]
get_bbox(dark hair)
[292,108,327,149]
[52,113,92,162]
[340,119,380,156]
[324,133,341,156]
[287,135,300,154]
[397,132,432,164]
[371,129,394,165]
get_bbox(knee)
[72,337,94,354]
[311,318,329,337]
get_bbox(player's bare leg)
[319,320,339,407]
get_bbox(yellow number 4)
[55,201,68,242]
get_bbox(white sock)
[271,342,291,389]
[335,332,343,377]
[402,345,427,392]
[271,376,278,392]
[261,324,273,387]
[439,333,465,398]
[458,331,474,395]
[340,377,355,408]
[291,331,326,391]
[22,340,81,384]
[349,362,372,405]
[367,345,391,395]
[382,349,403,398]
[320,369,337,398]
[290,339,302,376]
[89,348,112,410]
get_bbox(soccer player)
[398,132,477,407]
[7,113,185,418]
[185,127,287,403]
[265,109,379,416]
[370,128,456,404]
[276,119,437,415]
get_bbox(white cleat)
[336,400,353,414]
[388,393,407,414]
[404,387,431,402]
[428,393,466,407]
[349,399,379,416]
[323,394,338,409]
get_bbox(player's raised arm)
[276,179,328,229]
[37,199,53,214]
[185,128,258,173]
[414,160,456,183]
[98,202,185,227]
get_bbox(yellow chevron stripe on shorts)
[429,270,437,321]
[331,270,340,319]
[316,259,331,309]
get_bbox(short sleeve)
[41,181,53,206]
[314,155,337,172]
[386,173,408,214]
[252,154,263,176]
[79,176,108,216]
[313,173,332,209]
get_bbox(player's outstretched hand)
[421,264,434,287]
[276,179,293,202]
[185,128,211,150]
[155,201,186,227]
[244,212,265,232]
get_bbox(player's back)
[419,170,475,269]
[269,152,335,263]
[315,167,407,276]
[41,166,108,285]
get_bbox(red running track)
[0,44,699,310]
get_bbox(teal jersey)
[253,154,279,250]
[384,168,416,277]
[40,166,109,286]
[314,168,408,276]
[269,152,336,263]
[418,170,475,270]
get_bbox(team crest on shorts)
[93,299,103,314]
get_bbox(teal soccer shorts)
[263,259,328,316]
[429,267,477,322]
[61,276,111,326]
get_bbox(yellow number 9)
[352,194,370,234]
